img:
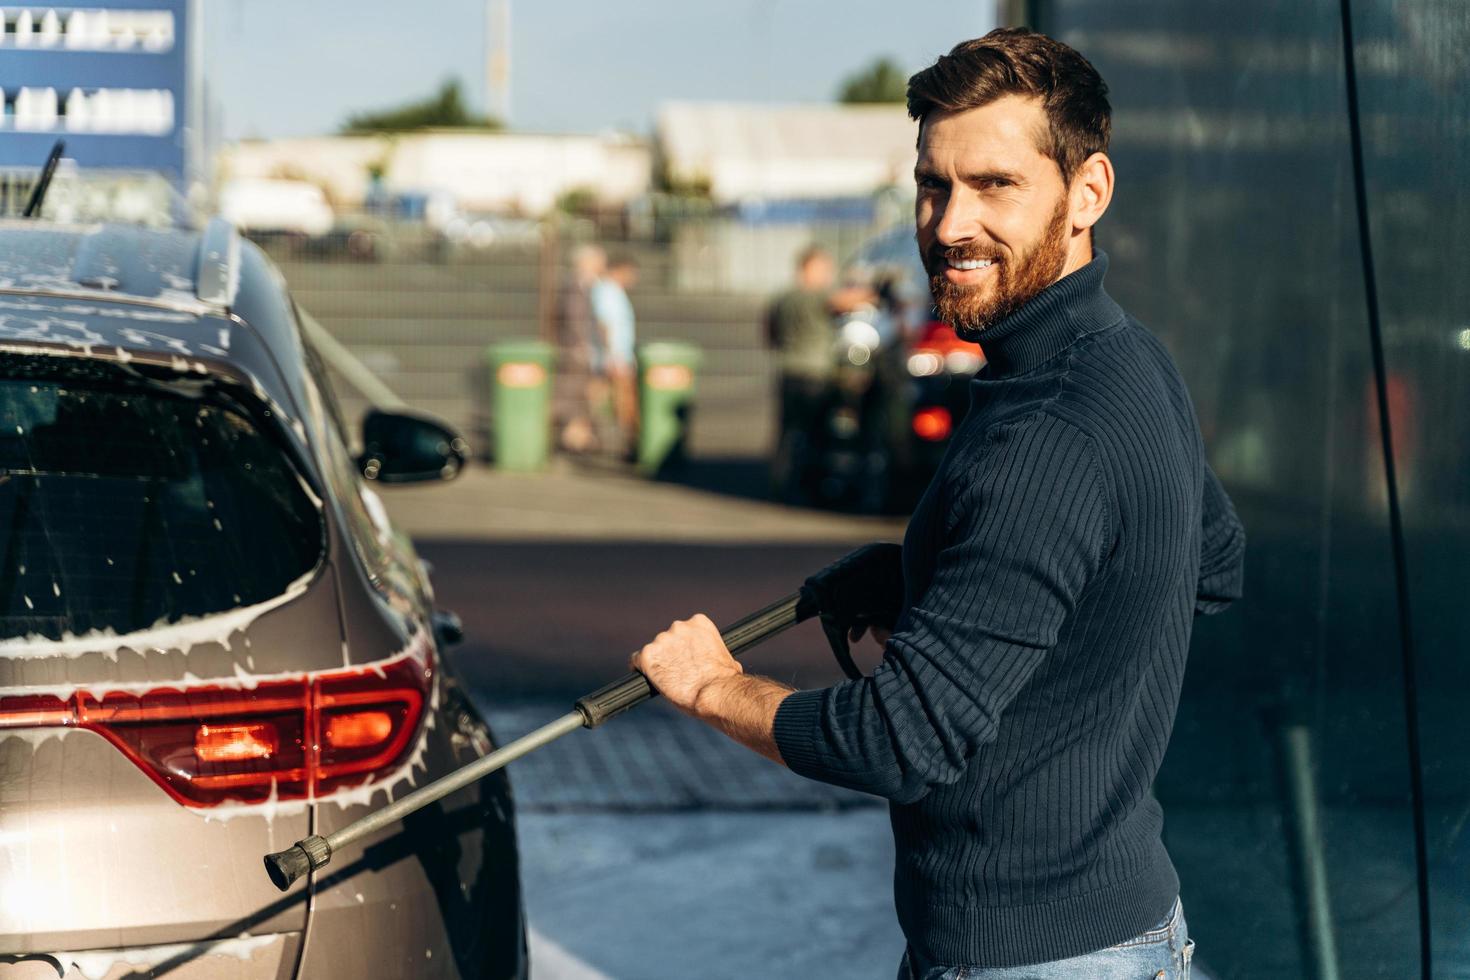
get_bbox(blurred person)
[554,244,606,453]
[592,254,640,455]
[765,245,877,497]
[631,28,1243,980]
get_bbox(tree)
[340,79,502,134]
[837,57,909,105]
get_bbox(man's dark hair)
[906,28,1111,181]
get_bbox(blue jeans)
[898,898,1194,980]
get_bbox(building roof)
[656,102,918,203]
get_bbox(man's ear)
[1070,152,1114,233]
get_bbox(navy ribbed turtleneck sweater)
[773,251,1246,968]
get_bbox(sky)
[204,0,996,140]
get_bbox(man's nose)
[934,189,982,248]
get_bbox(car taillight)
[0,651,430,808]
[910,322,985,375]
[197,722,279,763]
[915,321,967,350]
[912,406,953,442]
[315,659,425,795]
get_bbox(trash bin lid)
[637,341,702,367]
[487,339,555,366]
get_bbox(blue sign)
[0,1,196,184]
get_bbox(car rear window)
[0,355,324,641]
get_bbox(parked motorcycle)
[783,229,984,512]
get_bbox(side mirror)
[357,408,468,483]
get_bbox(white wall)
[217,130,653,214]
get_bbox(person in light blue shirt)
[590,255,640,449]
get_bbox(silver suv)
[0,218,525,979]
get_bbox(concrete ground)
[380,462,908,980]
[379,457,905,544]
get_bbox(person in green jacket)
[765,244,870,497]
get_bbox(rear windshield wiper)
[22,140,66,219]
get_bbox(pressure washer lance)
[264,591,815,891]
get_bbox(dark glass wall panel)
[1038,1,1421,976]
[1349,1,1470,975]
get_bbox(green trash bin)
[636,341,702,475]
[486,340,554,471]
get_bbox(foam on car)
[0,568,316,661]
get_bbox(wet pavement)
[518,809,900,980]
[486,700,873,813]
[492,696,902,979]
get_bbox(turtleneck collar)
[974,250,1123,378]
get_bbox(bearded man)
[632,28,1245,979]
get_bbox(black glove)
[799,543,904,680]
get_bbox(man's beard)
[926,198,1072,342]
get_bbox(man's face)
[801,254,835,292]
[914,95,1077,341]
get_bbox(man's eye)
[917,177,945,191]
[982,178,1012,189]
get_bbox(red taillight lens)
[912,406,953,442]
[197,722,280,762]
[0,648,431,808]
[325,710,393,749]
[82,685,310,801]
[0,694,71,727]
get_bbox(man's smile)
[943,257,997,284]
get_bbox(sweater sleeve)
[1194,461,1245,615]
[773,416,1113,804]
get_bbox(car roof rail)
[195,216,241,308]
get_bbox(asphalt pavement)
[379,461,908,980]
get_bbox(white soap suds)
[116,325,194,356]
[0,569,316,660]
[48,933,279,980]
